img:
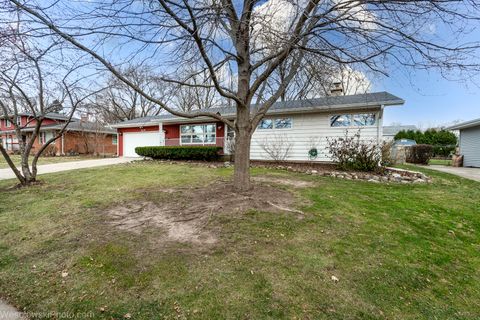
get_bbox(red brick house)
[0,113,117,155]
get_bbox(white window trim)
[112,135,118,145]
[329,113,377,128]
[179,123,217,145]
[4,119,12,127]
[39,131,56,145]
[39,132,46,145]
[273,117,294,130]
[257,118,293,130]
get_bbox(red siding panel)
[116,122,225,156]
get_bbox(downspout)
[116,132,119,156]
[158,122,164,146]
[377,105,384,144]
[61,133,64,155]
[377,105,385,166]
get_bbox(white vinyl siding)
[250,110,381,161]
[459,126,480,167]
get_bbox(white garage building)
[448,118,480,168]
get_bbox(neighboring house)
[383,125,418,142]
[112,92,404,161]
[0,113,117,155]
[447,118,480,167]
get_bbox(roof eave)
[447,120,480,130]
[110,121,162,128]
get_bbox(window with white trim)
[16,117,21,126]
[330,113,376,127]
[39,131,55,145]
[4,119,12,127]
[180,124,216,144]
[257,118,293,130]
[39,132,46,144]
[112,135,118,145]
[274,118,292,129]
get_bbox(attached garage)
[123,131,161,157]
[448,118,480,167]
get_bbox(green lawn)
[0,155,111,169]
[429,159,452,166]
[0,162,479,319]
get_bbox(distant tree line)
[394,129,457,157]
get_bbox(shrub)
[394,128,457,157]
[432,144,456,157]
[43,144,57,157]
[380,141,394,167]
[135,146,222,161]
[406,144,433,164]
[326,131,381,172]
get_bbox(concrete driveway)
[0,157,135,181]
[428,165,480,182]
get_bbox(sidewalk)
[0,157,134,181]
[0,300,25,320]
[427,165,480,182]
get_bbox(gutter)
[447,119,480,131]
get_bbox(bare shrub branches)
[326,130,381,172]
[260,134,293,162]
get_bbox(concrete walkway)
[0,157,134,181]
[427,165,480,182]
[0,299,25,320]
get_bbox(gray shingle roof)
[1,121,115,134]
[0,112,79,121]
[383,125,418,136]
[45,121,116,134]
[112,91,404,128]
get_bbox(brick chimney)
[330,82,343,96]
[80,113,89,123]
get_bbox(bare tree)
[93,65,164,123]
[165,67,229,112]
[0,20,98,185]
[7,0,480,191]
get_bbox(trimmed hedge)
[406,144,433,164]
[135,146,222,161]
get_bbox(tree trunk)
[20,153,35,184]
[233,130,252,191]
[0,145,26,185]
[233,106,253,192]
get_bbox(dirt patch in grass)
[106,181,301,245]
[253,176,315,188]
